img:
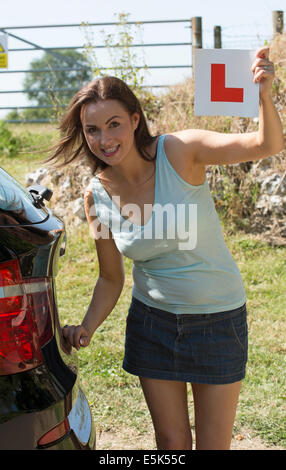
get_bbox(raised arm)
[173,47,284,167]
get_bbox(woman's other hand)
[62,324,91,351]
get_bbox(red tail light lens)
[38,418,70,447]
[0,259,54,376]
[0,259,22,285]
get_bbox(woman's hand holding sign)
[252,46,275,98]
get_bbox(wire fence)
[0,11,284,123]
[0,18,194,122]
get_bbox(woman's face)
[81,99,140,166]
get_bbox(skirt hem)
[123,360,246,385]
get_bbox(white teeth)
[103,146,119,154]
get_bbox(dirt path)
[96,427,284,451]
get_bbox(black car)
[0,166,95,450]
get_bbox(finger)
[64,326,77,347]
[251,58,273,72]
[252,62,274,80]
[79,336,89,347]
[73,327,82,350]
[61,336,72,355]
[255,65,274,76]
[61,326,75,354]
[62,325,73,339]
[255,46,269,60]
[62,325,69,337]
[253,68,273,83]
[74,327,88,350]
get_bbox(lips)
[101,145,120,157]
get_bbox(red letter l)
[211,64,244,102]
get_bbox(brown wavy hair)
[44,76,157,174]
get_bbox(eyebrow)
[85,115,121,127]
[106,115,120,124]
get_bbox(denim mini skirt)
[123,297,248,385]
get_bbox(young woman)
[52,46,284,450]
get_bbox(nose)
[99,129,113,148]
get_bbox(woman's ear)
[132,112,140,131]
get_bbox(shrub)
[0,121,21,158]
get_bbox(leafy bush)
[0,121,21,157]
[82,13,147,92]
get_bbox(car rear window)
[0,167,49,226]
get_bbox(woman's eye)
[87,127,97,134]
[109,121,120,128]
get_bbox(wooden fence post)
[272,10,284,36]
[192,17,202,76]
[214,26,222,48]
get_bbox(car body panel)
[0,166,95,450]
[0,167,49,226]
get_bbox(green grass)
[225,234,286,446]
[54,224,286,448]
[0,123,58,181]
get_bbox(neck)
[101,139,157,186]
[106,160,154,188]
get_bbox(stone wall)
[26,152,286,245]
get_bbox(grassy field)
[1,123,285,449]
[54,223,286,449]
[0,123,58,180]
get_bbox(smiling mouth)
[101,145,120,157]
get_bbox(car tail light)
[38,418,70,448]
[0,259,54,376]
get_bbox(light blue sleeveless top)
[90,134,246,314]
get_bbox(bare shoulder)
[163,131,206,185]
[165,129,207,153]
[84,185,96,222]
[83,185,120,254]
[84,185,93,202]
[83,186,124,282]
